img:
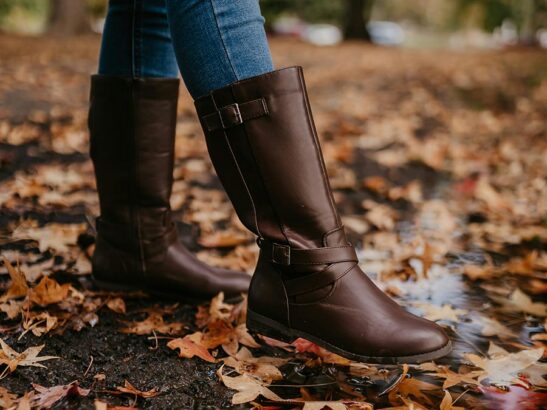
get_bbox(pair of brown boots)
[89,67,451,364]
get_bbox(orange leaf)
[167,333,216,363]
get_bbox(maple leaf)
[0,339,58,378]
[490,288,547,317]
[217,365,282,405]
[0,258,29,302]
[412,302,467,322]
[116,380,160,398]
[387,375,438,406]
[464,342,546,388]
[167,332,216,362]
[28,276,71,306]
[119,312,185,335]
[419,362,481,389]
[223,347,287,383]
[31,381,90,408]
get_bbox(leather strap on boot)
[258,239,358,266]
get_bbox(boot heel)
[247,310,294,344]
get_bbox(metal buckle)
[271,243,291,266]
[218,103,242,129]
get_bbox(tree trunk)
[343,0,375,41]
[48,0,90,36]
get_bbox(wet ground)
[0,35,546,409]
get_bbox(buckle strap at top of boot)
[201,98,269,131]
[259,240,358,266]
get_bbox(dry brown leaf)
[31,381,90,409]
[439,390,465,410]
[464,342,546,388]
[471,316,516,338]
[0,339,58,378]
[23,311,59,337]
[0,386,18,409]
[167,332,216,363]
[198,230,250,248]
[106,297,126,314]
[490,288,547,317]
[12,222,86,253]
[0,258,29,302]
[115,380,160,398]
[419,362,481,389]
[412,302,467,322]
[120,312,184,335]
[222,347,287,383]
[388,376,438,405]
[217,365,282,405]
[29,276,71,306]
[0,300,24,320]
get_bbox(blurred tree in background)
[48,0,89,35]
[0,0,544,42]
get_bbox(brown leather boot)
[195,67,451,363]
[88,76,250,299]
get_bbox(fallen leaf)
[115,380,159,398]
[419,362,481,389]
[464,342,546,388]
[218,365,282,404]
[223,347,287,383]
[490,288,547,317]
[120,311,184,335]
[0,387,18,408]
[167,332,216,362]
[31,381,90,409]
[0,300,24,319]
[0,339,58,378]
[471,316,516,338]
[29,276,71,306]
[0,258,29,302]
[413,302,467,322]
[12,222,86,253]
[198,230,250,248]
[439,390,465,410]
[106,297,126,314]
[388,376,438,405]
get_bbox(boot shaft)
[195,67,344,249]
[89,76,179,229]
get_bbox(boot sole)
[92,276,244,304]
[247,309,452,365]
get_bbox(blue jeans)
[98,0,274,98]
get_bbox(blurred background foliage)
[0,0,545,47]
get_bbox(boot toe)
[213,268,251,296]
[403,317,451,358]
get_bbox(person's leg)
[98,0,178,77]
[165,0,274,98]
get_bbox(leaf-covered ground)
[0,35,546,409]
